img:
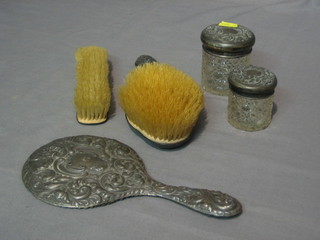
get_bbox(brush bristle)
[74,46,111,124]
[119,62,204,145]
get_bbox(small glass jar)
[201,22,255,96]
[227,65,277,131]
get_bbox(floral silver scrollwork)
[231,66,276,88]
[148,180,241,217]
[22,135,242,217]
[22,136,150,208]
[205,24,254,44]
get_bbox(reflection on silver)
[22,135,242,218]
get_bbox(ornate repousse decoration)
[22,135,242,218]
[231,65,276,88]
[206,24,254,43]
[213,26,253,43]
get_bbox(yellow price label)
[218,21,238,28]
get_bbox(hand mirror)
[22,135,242,218]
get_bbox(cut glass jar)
[201,23,255,96]
[227,65,277,131]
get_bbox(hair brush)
[74,46,111,124]
[119,55,204,149]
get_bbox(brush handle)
[145,179,242,218]
[135,55,157,67]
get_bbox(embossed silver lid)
[228,65,277,97]
[201,23,255,56]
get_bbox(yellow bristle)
[74,46,111,124]
[119,62,204,145]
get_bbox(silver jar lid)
[228,65,277,97]
[201,23,255,56]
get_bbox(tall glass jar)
[201,22,255,96]
[227,65,277,131]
